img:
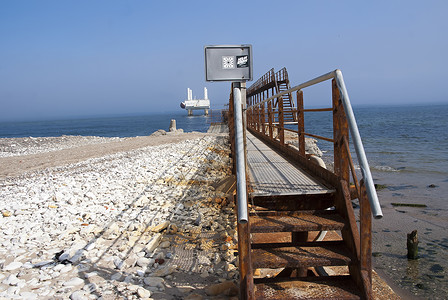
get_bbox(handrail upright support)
[297,90,305,157]
[278,96,285,145]
[360,179,373,298]
[261,102,266,135]
[333,79,350,183]
[268,101,273,139]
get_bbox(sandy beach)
[0,132,241,299]
[367,171,448,300]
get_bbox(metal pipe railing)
[233,87,249,223]
[247,69,383,219]
[334,70,382,219]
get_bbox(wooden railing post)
[268,101,273,139]
[261,102,266,135]
[332,79,350,182]
[360,179,373,298]
[297,90,305,157]
[278,96,284,145]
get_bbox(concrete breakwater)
[0,134,240,299]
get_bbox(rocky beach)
[0,131,240,299]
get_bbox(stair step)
[250,193,336,211]
[254,276,361,299]
[250,210,345,233]
[252,241,352,269]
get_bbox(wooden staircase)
[248,192,366,299]
[273,67,297,123]
[231,70,376,299]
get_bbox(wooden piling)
[407,230,419,259]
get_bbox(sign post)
[204,44,252,223]
[205,44,254,299]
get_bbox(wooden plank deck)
[246,132,334,197]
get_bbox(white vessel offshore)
[180,87,210,116]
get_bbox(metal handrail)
[247,69,383,219]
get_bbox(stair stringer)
[334,179,370,299]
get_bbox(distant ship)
[180,87,210,116]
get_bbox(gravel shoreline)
[0,133,240,299]
[0,136,124,158]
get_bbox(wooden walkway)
[246,132,334,197]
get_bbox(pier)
[227,68,383,299]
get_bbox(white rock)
[22,262,34,269]
[70,290,88,300]
[53,264,65,271]
[137,287,152,298]
[3,261,23,271]
[144,276,164,288]
[60,264,73,273]
[151,265,176,277]
[6,285,20,296]
[84,271,98,279]
[84,192,96,200]
[145,233,162,253]
[20,292,38,299]
[63,277,85,286]
[128,284,139,292]
[2,274,19,285]
[27,278,39,286]
[114,257,124,269]
[39,273,51,282]
[136,257,150,267]
[84,242,96,251]
[159,241,170,248]
[58,252,70,261]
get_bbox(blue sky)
[1,0,447,121]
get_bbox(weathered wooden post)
[297,90,305,157]
[407,230,419,259]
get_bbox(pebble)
[70,290,88,300]
[83,283,97,293]
[0,135,235,299]
[60,264,73,273]
[3,261,23,271]
[137,257,151,267]
[63,277,85,286]
[151,265,176,277]
[159,241,171,248]
[144,276,165,288]
[111,272,122,281]
[2,274,19,285]
[21,292,38,299]
[204,281,238,296]
[137,287,152,298]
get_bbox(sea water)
[0,111,212,138]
